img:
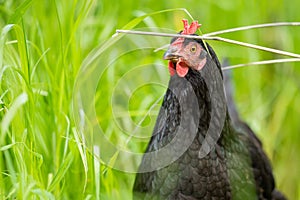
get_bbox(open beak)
[163,47,181,62]
[163,45,191,77]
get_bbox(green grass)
[0,0,300,199]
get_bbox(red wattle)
[168,61,176,76]
[176,60,189,77]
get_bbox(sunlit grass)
[0,0,299,199]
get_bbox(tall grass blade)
[47,152,74,192]
[93,145,100,200]
[72,128,88,192]
[8,0,34,24]
[1,92,28,135]
[0,24,30,83]
[0,143,16,151]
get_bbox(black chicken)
[133,20,286,200]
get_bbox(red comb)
[181,19,201,35]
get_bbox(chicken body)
[133,27,286,200]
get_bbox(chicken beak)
[163,47,180,62]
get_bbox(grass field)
[0,0,300,199]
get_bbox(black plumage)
[133,30,286,200]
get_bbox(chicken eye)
[190,45,197,53]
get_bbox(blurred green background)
[0,0,299,199]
